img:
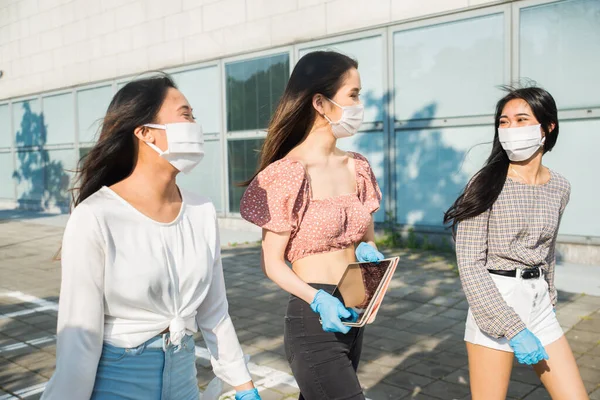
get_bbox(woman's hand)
[235,388,261,400]
[355,242,384,263]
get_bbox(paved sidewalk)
[0,219,599,399]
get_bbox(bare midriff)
[291,246,356,285]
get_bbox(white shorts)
[464,270,564,352]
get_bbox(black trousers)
[284,283,365,400]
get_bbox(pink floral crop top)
[240,152,382,263]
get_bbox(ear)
[546,122,556,136]
[134,126,155,143]
[312,94,326,115]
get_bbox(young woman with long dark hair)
[42,75,260,400]
[239,51,384,399]
[444,87,588,399]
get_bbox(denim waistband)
[124,333,192,352]
[145,334,168,349]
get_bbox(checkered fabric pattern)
[455,170,570,339]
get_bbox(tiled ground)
[0,219,599,399]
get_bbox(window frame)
[221,46,293,217]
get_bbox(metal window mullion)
[9,100,17,203]
[511,1,521,83]
[39,93,46,204]
[73,88,79,168]
[504,2,513,85]
[558,107,600,121]
[394,114,495,130]
[383,26,395,225]
[220,60,230,217]
[226,130,268,140]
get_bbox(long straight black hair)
[443,86,559,232]
[241,51,358,186]
[72,74,177,207]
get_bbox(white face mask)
[143,122,204,174]
[498,124,546,162]
[323,98,364,139]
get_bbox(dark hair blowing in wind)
[241,51,358,186]
[443,86,559,232]
[72,74,177,207]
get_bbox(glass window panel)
[227,62,244,132]
[228,139,264,212]
[79,146,92,162]
[244,59,259,130]
[544,119,600,237]
[14,148,74,210]
[394,13,504,120]
[226,53,290,132]
[77,85,113,143]
[0,152,14,199]
[336,131,386,222]
[395,125,493,226]
[43,92,75,145]
[15,150,45,204]
[0,104,11,148]
[520,0,600,109]
[177,139,223,212]
[45,149,75,211]
[13,99,42,148]
[300,36,385,123]
[171,66,220,134]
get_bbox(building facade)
[1,0,599,262]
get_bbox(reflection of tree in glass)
[226,56,289,131]
[12,102,70,212]
[356,90,468,227]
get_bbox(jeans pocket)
[100,343,128,363]
[284,317,300,364]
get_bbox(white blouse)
[42,186,251,399]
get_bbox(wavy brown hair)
[241,51,358,186]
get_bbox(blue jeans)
[91,334,200,400]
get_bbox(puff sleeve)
[352,152,382,214]
[240,160,308,232]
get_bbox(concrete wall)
[0,0,504,99]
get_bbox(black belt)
[488,268,541,280]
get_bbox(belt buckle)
[521,268,540,280]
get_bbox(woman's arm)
[361,216,378,250]
[195,213,254,390]
[456,209,526,339]
[545,182,571,306]
[261,229,318,304]
[42,205,106,399]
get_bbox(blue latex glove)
[509,329,549,365]
[310,290,357,334]
[343,308,360,323]
[235,388,261,400]
[355,242,384,263]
